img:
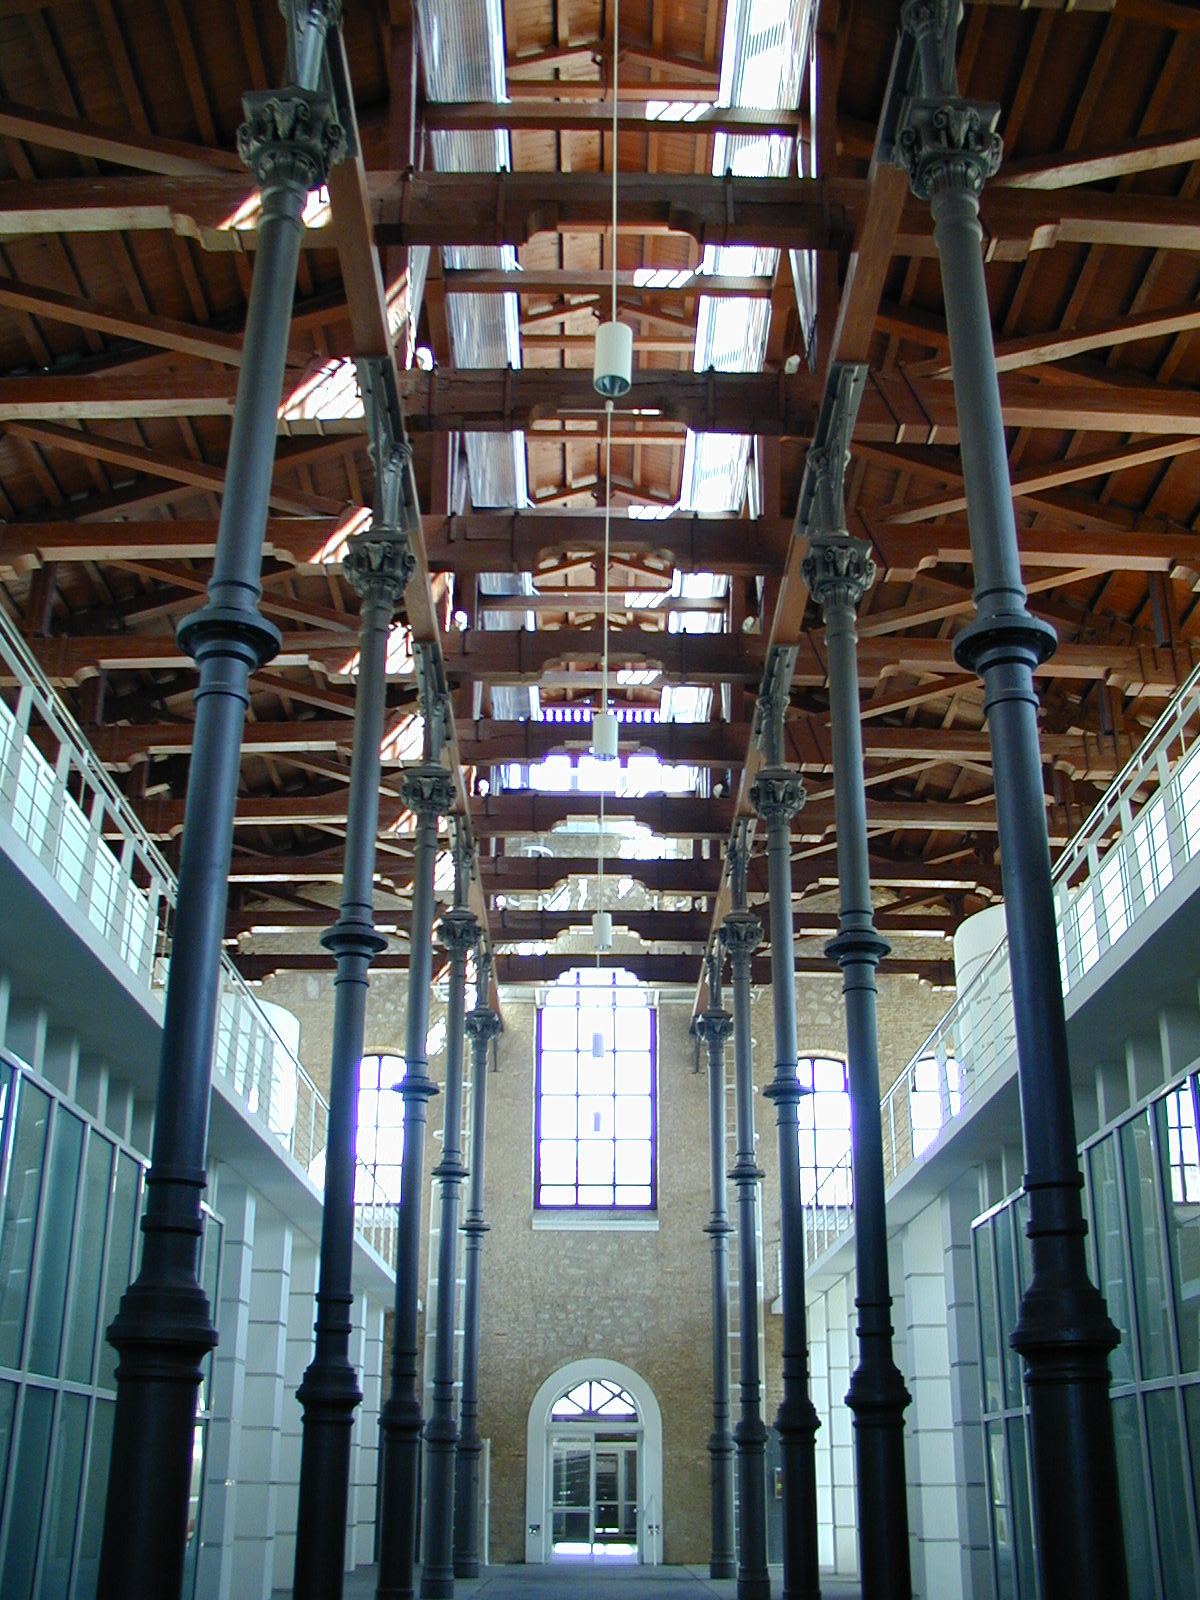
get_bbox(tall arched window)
[536,970,656,1209]
[357,1052,405,1202]
[797,1054,852,1204]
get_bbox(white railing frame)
[0,605,392,1265]
[806,658,1200,1263]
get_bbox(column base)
[710,1557,737,1579]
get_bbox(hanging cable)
[611,0,619,327]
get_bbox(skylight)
[682,0,813,513]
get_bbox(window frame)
[796,1052,852,1206]
[534,974,658,1213]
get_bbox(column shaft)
[754,768,821,1600]
[454,1002,500,1578]
[421,905,478,1598]
[723,910,770,1600]
[809,536,913,1600]
[96,55,342,1600]
[699,1003,736,1580]
[377,768,453,1600]
[896,21,1128,1594]
[295,529,408,1598]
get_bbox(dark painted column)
[421,850,479,1599]
[896,6,1128,1597]
[721,846,770,1600]
[752,744,821,1600]
[805,515,913,1600]
[454,965,500,1579]
[96,13,344,1596]
[696,956,736,1581]
[293,437,415,1600]
[377,752,455,1600]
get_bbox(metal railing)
[0,606,393,1266]
[806,659,1200,1263]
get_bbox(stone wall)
[257,963,950,1566]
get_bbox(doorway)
[525,1359,663,1565]
[550,1434,639,1557]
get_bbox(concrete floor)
[286,1564,863,1599]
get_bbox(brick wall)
[258,965,949,1565]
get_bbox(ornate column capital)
[439,906,480,960]
[400,763,455,821]
[896,97,1003,199]
[696,1006,733,1049]
[465,1005,501,1049]
[750,765,806,827]
[720,908,762,968]
[343,533,415,607]
[237,86,346,193]
[803,535,876,613]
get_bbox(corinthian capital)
[720,908,763,967]
[803,536,876,613]
[342,533,415,606]
[466,1006,501,1049]
[696,1006,734,1048]
[439,906,481,959]
[400,763,455,820]
[237,87,345,191]
[750,766,806,827]
[896,97,1003,200]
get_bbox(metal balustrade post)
[377,722,455,1600]
[422,837,479,1599]
[696,954,736,1581]
[293,436,415,1600]
[721,837,770,1600]
[895,7,1129,1596]
[453,954,500,1579]
[751,690,820,1600]
[96,8,345,1595]
[805,510,913,1600]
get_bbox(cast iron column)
[696,956,736,1581]
[453,964,500,1578]
[752,735,821,1600]
[97,13,343,1596]
[896,6,1128,1597]
[805,519,913,1600]
[293,443,415,1600]
[421,849,479,1599]
[377,749,455,1600]
[721,848,770,1600]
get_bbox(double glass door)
[550,1433,639,1557]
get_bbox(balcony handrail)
[0,603,393,1266]
[808,657,1200,1262]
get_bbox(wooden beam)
[0,277,246,365]
[3,424,351,517]
[423,512,788,577]
[423,102,802,136]
[131,786,1081,846]
[997,126,1200,190]
[9,171,1200,259]
[230,950,957,986]
[0,99,243,176]
[866,519,1200,582]
[0,518,353,577]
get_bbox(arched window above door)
[551,1379,639,1422]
